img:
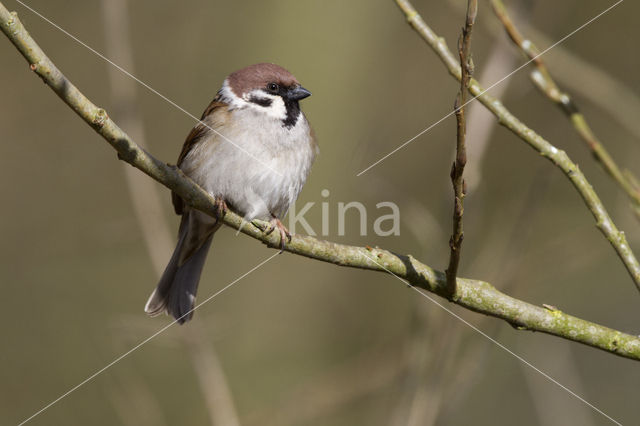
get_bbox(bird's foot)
[254,217,291,251]
[213,197,228,223]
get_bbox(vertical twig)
[448,0,640,144]
[490,0,640,219]
[394,0,640,294]
[100,1,241,425]
[438,169,552,417]
[181,319,241,426]
[445,0,478,295]
[100,0,174,273]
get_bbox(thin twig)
[1,3,640,360]
[446,0,640,145]
[99,1,241,424]
[439,168,552,417]
[181,320,241,426]
[445,0,477,295]
[394,0,640,294]
[100,0,174,274]
[490,0,640,219]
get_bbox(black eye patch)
[248,95,273,108]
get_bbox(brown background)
[1,0,639,425]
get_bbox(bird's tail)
[145,210,219,324]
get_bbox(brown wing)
[172,94,228,215]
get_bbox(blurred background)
[1,0,639,425]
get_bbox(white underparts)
[183,80,315,221]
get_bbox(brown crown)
[227,63,300,97]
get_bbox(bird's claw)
[253,217,291,251]
[213,198,228,223]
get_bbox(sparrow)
[144,63,317,324]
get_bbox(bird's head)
[220,63,311,128]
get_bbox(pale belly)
[181,111,316,220]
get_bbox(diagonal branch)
[445,0,477,295]
[490,0,640,219]
[394,0,640,294]
[1,3,640,361]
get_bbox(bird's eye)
[267,82,279,92]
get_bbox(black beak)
[287,86,312,101]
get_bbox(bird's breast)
[182,110,316,220]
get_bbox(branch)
[490,0,640,219]
[2,3,640,361]
[446,0,640,147]
[394,0,640,294]
[99,0,240,424]
[445,0,477,294]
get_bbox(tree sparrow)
[145,63,317,323]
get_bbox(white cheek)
[219,80,287,121]
[244,90,287,120]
